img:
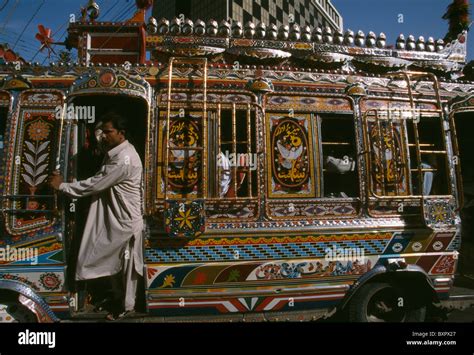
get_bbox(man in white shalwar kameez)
[49,113,144,320]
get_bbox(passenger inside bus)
[421,161,434,195]
[217,151,247,198]
[320,114,359,198]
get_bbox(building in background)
[152,0,342,31]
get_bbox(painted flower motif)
[226,269,241,282]
[160,274,176,288]
[432,205,448,222]
[175,208,197,229]
[27,120,50,142]
[39,273,61,291]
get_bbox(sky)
[332,0,473,60]
[0,0,472,63]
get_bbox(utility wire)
[0,0,19,35]
[109,0,132,21]
[0,0,9,12]
[12,0,45,50]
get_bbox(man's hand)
[48,171,63,190]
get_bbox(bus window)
[407,115,450,196]
[320,114,359,198]
[212,105,257,198]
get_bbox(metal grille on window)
[210,103,258,199]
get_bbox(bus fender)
[0,279,60,323]
[338,262,438,311]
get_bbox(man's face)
[101,121,125,149]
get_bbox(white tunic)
[59,140,144,281]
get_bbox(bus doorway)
[64,94,147,312]
[454,111,474,276]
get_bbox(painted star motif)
[175,208,197,229]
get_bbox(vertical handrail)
[232,102,237,197]
[53,100,66,213]
[449,111,463,208]
[387,106,401,196]
[385,70,447,224]
[217,103,222,197]
[401,72,424,206]
[202,58,208,199]
[374,109,387,196]
[164,57,174,201]
[247,103,252,198]
[164,57,208,201]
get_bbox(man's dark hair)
[100,112,128,136]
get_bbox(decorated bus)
[0,0,473,322]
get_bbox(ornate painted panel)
[164,200,205,238]
[266,199,359,220]
[3,90,63,235]
[157,111,203,198]
[266,113,317,198]
[360,99,438,112]
[157,92,253,106]
[0,90,11,196]
[266,95,352,113]
[365,118,410,196]
[0,266,65,292]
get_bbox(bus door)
[451,94,474,273]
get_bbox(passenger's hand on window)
[48,171,63,190]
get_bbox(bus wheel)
[348,282,426,322]
[0,292,38,323]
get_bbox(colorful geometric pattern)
[164,200,206,238]
[424,198,457,229]
[147,291,345,315]
[145,233,391,263]
[267,200,358,219]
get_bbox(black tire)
[0,291,38,323]
[348,282,426,322]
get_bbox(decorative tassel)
[443,0,471,43]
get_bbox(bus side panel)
[145,231,382,316]
[0,89,69,318]
[144,227,459,316]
